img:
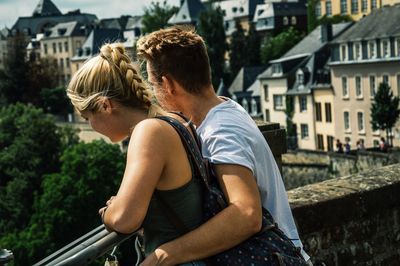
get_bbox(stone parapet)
[288,163,400,265]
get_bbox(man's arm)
[140,164,263,265]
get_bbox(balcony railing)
[34,225,137,266]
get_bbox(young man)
[136,26,310,265]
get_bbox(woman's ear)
[100,97,113,114]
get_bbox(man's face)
[146,61,179,111]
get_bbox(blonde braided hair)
[67,42,161,116]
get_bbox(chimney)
[321,23,332,43]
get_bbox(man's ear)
[161,75,176,95]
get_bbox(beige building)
[259,23,351,151]
[315,0,399,21]
[41,21,86,86]
[329,4,400,148]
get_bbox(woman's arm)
[141,164,263,265]
[101,119,169,234]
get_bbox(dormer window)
[381,39,390,58]
[291,16,297,25]
[368,41,376,59]
[315,2,321,17]
[239,7,244,13]
[232,7,238,13]
[353,42,362,60]
[182,14,187,19]
[272,64,282,75]
[283,16,289,26]
[340,44,348,61]
[242,98,249,112]
[297,70,304,85]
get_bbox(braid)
[100,43,153,108]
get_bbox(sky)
[0,0,181,28]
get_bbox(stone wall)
[288,164,400,265]
[283,149,400,189]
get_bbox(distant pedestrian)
[336,139,343,153]
[379,137,388,152]
[357,139,365,151]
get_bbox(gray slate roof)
[272,1,307,17]
[333,4,400,42]
[228,66,267,94]
[126,16,143,30]
[0,28,10,40]
[45,21,83,38]
[32,0,62,17]
[168,0,206,25]
[283,22,352,59]
[216,78,231,97]
[72,28,122,61]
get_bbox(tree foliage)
[141,0,179,34]
[370,82,400,146]
[197,7,228,89]
[260,27,304,64]
[0,103,64,246]
[0,140,125,265]
[318,14,353,26]
[246,23,261,66]
[40,86,73,116]
[229,21,247,78]
[307,0,318,33]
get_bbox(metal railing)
[34,225,137,266]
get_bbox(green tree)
[246,23,261,66]
[197,7,227,89]
[0,104,62,234]
[0,140,125,265]
[307,0,318,33]
[229,21,247,78]
[318,14,353,26]
[370,82,400,146]
[260,27,303,64]
[141,0,179,34]
[40,86,73,117]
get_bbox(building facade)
[330,4,400,148]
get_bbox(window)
[299,96,307,112]
[52,43,56,54]
[357,111,365,132]
[371,0,377,9]
[356,76,363,98]
[341,44,348,61]
[396,38,400,57]
[67,74,71,81]
[60,58,64,69]
[283,16,289,26]
[76,40,82,48]
[317,134,324,150]
[397,74,400,97]
[263,84,269,101]
[373,139,379,147]
[368,41,376,58]
[300,124,309,139]
[362,0,368,12]
[242,98,249,112]
[325,103,332,122]
[342,76,349,98]
[315,2,321,17]
[58,42,62,53]
[291,16,297,25]
[265,109,270,122]
[64,41,69,52]
[354,42,362,60]
[273,95,284,109]
[315,102,322,121]
[351,0,359,13]
[383,75,389,85]
[382,39,390,58]
[326,0,332,16]
[272,64,282,75]
[297,71,304,85]
[66,58,70,68]
[327,135,334,151]
[341,0,348,14]
[370,76,376,97]
[44,43,48,54]
[344,111,350,131]
[251,99,258,115]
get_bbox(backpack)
[156,115,308,266]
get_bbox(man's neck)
[180,90,224,127]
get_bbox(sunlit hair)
[136,25,212,94]
[67,42,161,116]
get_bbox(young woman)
[66,43,203,262]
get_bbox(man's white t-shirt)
[196,98,309,261]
